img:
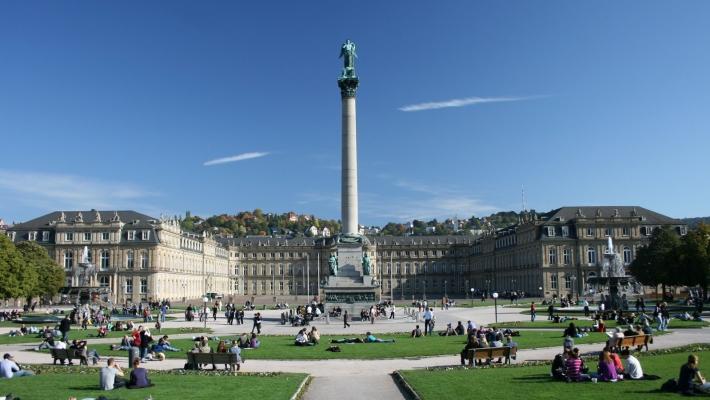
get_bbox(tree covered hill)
[680,217,710,229]
[181,209,529,238]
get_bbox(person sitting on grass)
[679,354,710,395]
[295,329,313,346]
[238,333,249,348]
[565,347,589,382]
[439,323,457,336]
[97,325,108,338]
[99,358,124,390]
[562,322,579,338]
[597,350,620,382]
[229,340,242,371]
[126,358,153,389]
[249,333,261,349]
[364,332,395,343]
[454,321,465,336]
[309,327,320,345]
[1,353,34,379]
[551,353,567,380]
[620,349,644,380]
[411,325,423,338]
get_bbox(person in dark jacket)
[59,315,71,342]
[138,328,152,360]
[126,358,153,389]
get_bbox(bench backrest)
[186,352,237,364]
[617,335,646,347]
[50,349,74,359]
[470,346,513,359]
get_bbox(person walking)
[343,310,350,328]
[251,312,262,334]
[530,302,537,322]
[389,305,396,319]
[59,315,71,342]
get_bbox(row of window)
[55,230,149,242]
[547,246,633,266]
[63,250,149,269]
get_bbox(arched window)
[587,247,596,265]
[623,246,632,264]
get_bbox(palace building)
[6,206,685,303]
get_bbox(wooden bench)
[466,346,517,368]
[185,352,240,370]
[50,348,83,365]
[615,335,651,352]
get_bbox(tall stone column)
[338,39,360,236]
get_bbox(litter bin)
[128,346,140,366]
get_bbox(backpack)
[660,378,677,392]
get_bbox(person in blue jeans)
[0,353,34,379]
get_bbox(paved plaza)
[1,304,708,399]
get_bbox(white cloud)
[203,152,269,166]
[398,96,540,112]
[0,170,157,212]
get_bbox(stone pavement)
[2,305,707,400]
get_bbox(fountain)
[588,236,633,310]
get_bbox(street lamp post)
[492,292,499,323]
[444,280,447,298]
[470,288,474,307]
[538,286,543,301]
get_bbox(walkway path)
[2,305,708,400]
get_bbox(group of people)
[294,327,320,346]
[99,357,153,391]
[459,326,519,366]
[190,336,246,371]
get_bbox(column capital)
[338,76,359,98]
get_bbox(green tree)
[0,235,37,300]
[630,227,681,295]
[16,241,64,301]
[678,224,710,298]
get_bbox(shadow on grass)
[511,374,553,382]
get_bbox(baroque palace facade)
[7,206,686,303]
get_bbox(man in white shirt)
[389,305,396,319]
[621,349,644,379]
[423,308,434,335]
[1,353,34,379]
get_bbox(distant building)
[287,212,298,222]
[6,205,686,302]
[425,226,437,234]
[321,227,331,237]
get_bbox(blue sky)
[1,1,709,225]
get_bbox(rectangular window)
[565,276,571,289]
[83,232,91,241]
[66,232,74,241]
[622,227,630,237]
[561,226,569,237]
[234,266,240,275]
[140,252,148,269]
[279,281,284,292]
[586,227,593,237]
[125,279,133,294]
[142,230,150,240]
[29,231,37,241]
[127,231,136,240]
[548,248,557,265]
[42,231,50,242]
[140,278,148,294]
[279,264,284,275]
[252,265,257,276]
[551,274,558,289]
[563,249,571,265]
[547,226,555,237]
[605,227,612,237]
[127,251,134,269]
[101,232,110,241]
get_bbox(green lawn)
[0,367,307,400]
[0,327,211,345]
[95,331,609,360]
[492,319,709,330]
[399,347,710,400]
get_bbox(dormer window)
[28,231,38,241]
[546,226,555,237]
[127,230,136,240]
[142,230,150,240]
[42,231,50,242]
[561,226,569,237]
[680,226,688,235]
